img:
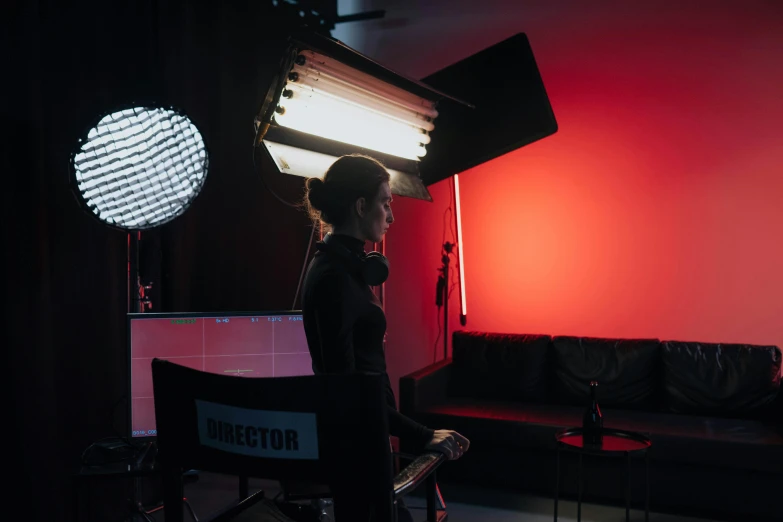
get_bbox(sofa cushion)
[552,336,661,409]
[450,331,552,402]
[414,399,582,449]
[411,399,783,474]
[662,341,782,419]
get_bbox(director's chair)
[152,359,447,522]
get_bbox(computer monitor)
[127,310,313,439]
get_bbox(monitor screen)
[128,311,312,439]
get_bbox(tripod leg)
[426,473,437,522]
[127,476,156,522]
[184,498,200,522]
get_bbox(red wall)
[336,1,783,398]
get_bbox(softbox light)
[70,106,209,230]
[254,30,472,202]
[70,105,209,313]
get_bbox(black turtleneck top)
[302,234,434,449]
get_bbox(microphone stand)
[437,242,455,360]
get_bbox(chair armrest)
[399,359,453,415]
[392,452,445,499]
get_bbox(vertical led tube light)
[454,174,467,325]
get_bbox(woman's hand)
[425,430,470,460]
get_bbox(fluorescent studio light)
[254,30,472,202]
[255,31,558,202]
[275,50,435,160]
[275,90,428,160]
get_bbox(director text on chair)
[152,358,447,522]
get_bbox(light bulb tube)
[283,84,431,145]
[276,90,428,159]
[300,50,438,113]
[290,66,436,132]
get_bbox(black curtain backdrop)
[6,2,325,520]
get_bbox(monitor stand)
[125,441,199,522]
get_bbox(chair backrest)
[152,358,394,521]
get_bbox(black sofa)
[400,331,783,521]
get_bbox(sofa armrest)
[400,359,453,415]
[774,387,783,433]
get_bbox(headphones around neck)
[317,233,389,286]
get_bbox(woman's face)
[358,181,394,243]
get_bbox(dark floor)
[127,472,721,522]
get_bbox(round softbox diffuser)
[71,106,208,230]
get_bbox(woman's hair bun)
[306,177,327,212]
[302,154,390,228]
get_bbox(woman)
[301,154,469,520]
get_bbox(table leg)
[577,452,583,522]
[645,450,650,522]
[626,451,631,522]
[554,445,560,522]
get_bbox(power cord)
[80,436,141,467]
[448,177,460,303]
[80,396,146,467]
[140,496,199,522]
[433,261,458,364]
[434,184,459,363]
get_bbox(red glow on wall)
[377,2,783,397]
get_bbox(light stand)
[126,493,157,522]
[127,233,201,520]
[70,104,208,522]
[124,231,159,522]
[128,232,154,314]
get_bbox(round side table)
[554,427,651,522]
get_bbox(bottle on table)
[582,380,603,446]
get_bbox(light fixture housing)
[419,33,558,186]
[70,105,209,230]
[255,31,558,201]
[254,30,473,202]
